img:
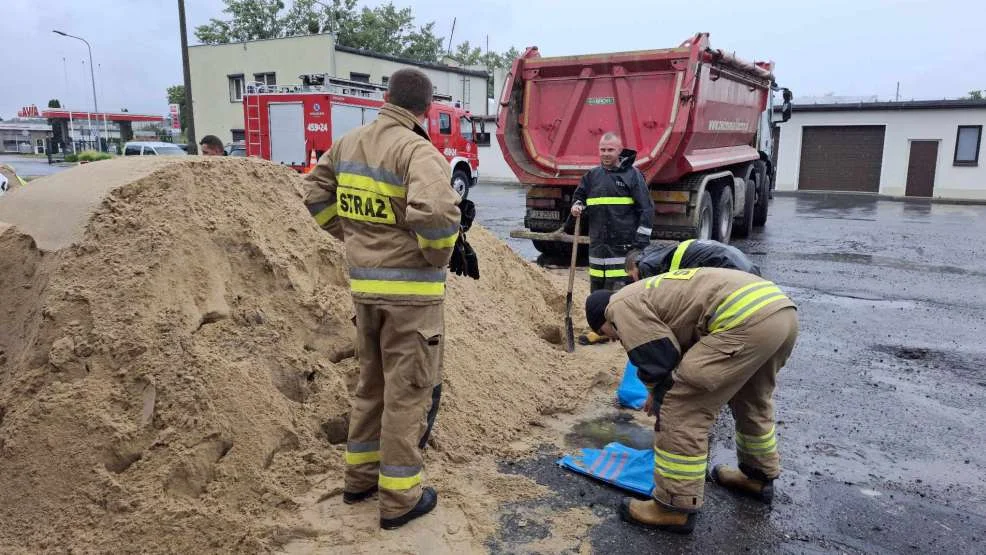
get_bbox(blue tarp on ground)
[617,360,648,409]
[557,442,654,497]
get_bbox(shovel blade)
[564,315,575,352]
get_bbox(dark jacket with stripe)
[570,149,654,252]
[635,240,761,278]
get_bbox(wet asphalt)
[470,182,986,554]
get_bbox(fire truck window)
[460,117,473,142]
[332,104,364,140]
[363,108,379,124]
[439,113,452,135]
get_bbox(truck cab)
[425,103,479,197]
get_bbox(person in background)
[198,135,225,156]
[568,132,654,345]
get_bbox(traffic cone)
[304,150,317,173]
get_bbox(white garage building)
[774,99,986,200]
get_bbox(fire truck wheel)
[451,170,470,198]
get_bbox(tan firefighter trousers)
[653,307,798,512]
[345,302,444,519]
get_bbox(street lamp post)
[54,30,101,151]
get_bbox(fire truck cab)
[243,74,480,197]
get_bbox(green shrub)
[64,154,78,163]
[77,150,113,162]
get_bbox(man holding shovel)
[568,133,654,345]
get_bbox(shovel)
[564,213,582,353]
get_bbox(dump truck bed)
[496,33,773,186]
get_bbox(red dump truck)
[498,33,791,253]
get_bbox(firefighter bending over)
[584,268,798,534]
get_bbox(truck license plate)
[528,209,560,220]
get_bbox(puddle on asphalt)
[784,286,918,309]
[564,413,653,450]
[782,251,979,277]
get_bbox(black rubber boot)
[380,487,438,530]
[342,484,378,505]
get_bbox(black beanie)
[585,290,614,333]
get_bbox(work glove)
[459,199,476,232]
[449,233,480,279]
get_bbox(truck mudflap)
[509,229,590,245]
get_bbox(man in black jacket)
[569,133,654,344]
[625,239,761,282]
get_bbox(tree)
[968,90,984,100]
[195,0,288,44]
[195,0,519,96]
[451,41,483,66]
[167,85,188,132]
[48,99,62,108]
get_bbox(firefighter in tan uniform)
[303,69,477,530]
[584,268,798,534]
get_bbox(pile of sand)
[0,157,610,552]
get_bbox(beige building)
[775,99,986,200]
[188,33,489,144]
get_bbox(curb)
[771,190,986,206]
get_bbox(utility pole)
[895,82,900,102]
[178,0,198,153]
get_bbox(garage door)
[798,126,885,192]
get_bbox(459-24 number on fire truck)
[307,123,329,132]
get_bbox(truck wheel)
[713,186,734,244]
[451,170,470,199]
[690,190,715,241]
[733,174,756,238]
[753,161,769,227]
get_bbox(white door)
[268,102,306,165]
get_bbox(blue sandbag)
[558,442,654,497]
[617,360,648,409]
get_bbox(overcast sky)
[2,0,982,119]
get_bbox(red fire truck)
[243,75,481,196]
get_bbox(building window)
[954,125,982,166]
[381,76,389,86]
[228,74,244,102]
[253,72,276,87]
[439,113,452,135]
[474,119,492,146]
[231,129,245,142]
[350,72,370,83]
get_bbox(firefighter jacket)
[303,103,461,305]
[605,267,795,398]
[634,239,761,278]
[570,149,655,280]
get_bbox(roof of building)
[42,110,165,123]
[334,44,489,79]
[776,98,986,113]
[0,121,52,132]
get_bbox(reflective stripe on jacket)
[303,103,460,305]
